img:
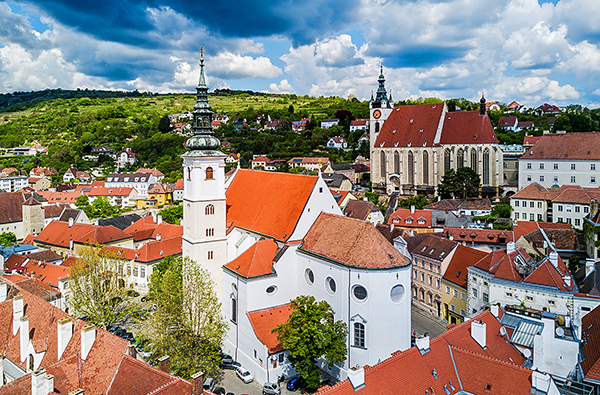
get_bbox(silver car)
[263,382,281,395]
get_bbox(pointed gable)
[443,245,488,288]
[224,239,278,278]
[524,259,572,292]
[491,254,522,282]
[374,103,445,148]
[225,169,318,242]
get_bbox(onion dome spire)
[183,47,223,157]
[374,64,388,104]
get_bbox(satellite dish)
[556,327,565,337]
[499,326,507,336]
[523,349,532,358]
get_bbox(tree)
[75,194,89,209]
[273,295,348,392]
[437,168,481,199]
[398,195,429,210]
[490,203,513,218]
[143,257,227,380]
[159,205,183,225]
[0,232,17,246]
[158,115,171,133]
[568,255,581,274]
[68,245,142,329]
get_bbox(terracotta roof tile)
[344,199,380,221]
[301,213,409,269]
[524,132,600,160]
[411,234,458,262]
[35,221,132,248]
[0,191,24,224]
[582,305,600,381]
[375,103,445,148]
[442,245,488,287]
[439,111,498,144]
[523,256,571,291]
[226,169,317,241]
[247,304,292,353]
[443,227,513,244]
[387,207,432,227]
[224,239,277,278]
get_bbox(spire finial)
[199,47,204,64]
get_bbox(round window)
[326,277,337,294]
[390,284,405,303]
[352,285,368,302]
[305,268,315,285]
[266,285,278,295]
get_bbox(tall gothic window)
[457,149,465,169]
[408,151,414,185]
[380,151,386,178]
[423,151,429,185]
[231,296,237,324]
[483,149,490,185]
[206,167,214,180]
[471,149,478,173]
[444,149,451,174]
[205,204,215,215]
[394,151,400,174]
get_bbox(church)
[181,52,412,384]
[369,68,504,196]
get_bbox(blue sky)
[1,0,600,107]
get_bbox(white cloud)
[314,34,362,67]
[269,79,294,93]
[210,52,282,80]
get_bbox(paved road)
[411,304,448,338]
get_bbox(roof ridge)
[450,345,531,371]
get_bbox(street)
[411,303,448,338]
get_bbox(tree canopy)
[397,195,430,210]
[0,232,17,247]
[143,256,227,380]
[273,295,347,392]
[159,205,183,225]
[437,168,481,199]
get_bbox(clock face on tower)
[373,110,381,119]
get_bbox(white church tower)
[181,48,227,300]
[369,66,394,185]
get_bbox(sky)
[1,0,600,107]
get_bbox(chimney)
[191,371,204,395]
[586,258,596,277]
[506,241,516,254]
[348,366,365,390]
[158,355,170,373]
[80,325,96,360]
[548,251,559,269]
[13,295,23,335]
[416,335,430,354]
[156,233,161,241]
[20,316,29,363]
[31,369,54,395]
[0,282,7,303]
[68,217,74,228]
[490,305,499,318]
[411,205,415,214]
[530,371,561,394]
[591,199,599,218]
[152,211,157,223]
[471,320,487,349]
[69,235,73,252]
[127,344,137,359]
[157,215,162,225]
[57,317,73,360]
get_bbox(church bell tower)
[181,48,227,300]
[369,65,394,182]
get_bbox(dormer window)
[134,177,139,182]
[124,177,129,182]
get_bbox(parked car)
[225,392,235,395]
[235,366,254,384]
[287,377,302,391]
[214,386,226,395]
[203,378,215,392]
[221,354,235,369]
[263,382,281,395]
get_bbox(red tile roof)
[174,178,184,190]
[148,183,172,194]
[439,111,498,145]
[225,169,318,242]
[387,207,432,227]
[22,234,35,245]
[124,217,183,241]
[35,221,132,248]
[523,256,572,291]
[375,103,444,148]
[102,235,182,264]
[498,116,518,127]
[87,187,135,197]
[443,245,488,288]
[0,191,24,224]
[582,305,600,381]
[6,259,70,287]
[344,199,380,221]
[523,135,542,146]
[247,304,292,353]
[524,132,600,160]
[443,227,513,244]
[252,156,270,162]
[134,168,164,177]
[301,212,409,269]
[224,239,277,278]
[108,355,191,394]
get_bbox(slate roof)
[225,169,318,242]
[98,214,142,231]
[322,173,351,189]
[581,304,600,381]
[443,245,488,288]
[42,204,69,219]
[343,199,380,221]
[523,132,600,160]
[58,208,83,223]
[224,239,278,278]
[247,304,292,354]
[26,249,62,263]
[301,212,410,269]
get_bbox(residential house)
[86,186,139,209]
[536,103,561,115]
[321,118,339,129]
[0,282,200,394]
[36,191,79,207]
[173,178,184,201]
[291,118,310,132]
[0,192,69,240]
[105,172,157,199]
[523,135,542,148]
[424,198,492,217]
[357,133,369,147]
[467,243,574,316]
[0,168,18,176]
[408,234,458,317]
[29,168,57,178]
[62,167,90,183]
[226,153,240,164]
[0,175,28,193]
[511,182,600,229]
[517,121,534,131]
[251,155,270,169]
[124,214,183,249]
[97,213,142,231]
[349,119,369,132]
[322,173,353,191]
[330,189,356,211]
[442,245,488,324]
[442,227,513,249]
[27,143,47,156]
[519,133,600,189]
[327,136,348,149]
[27,176,50,191]
[387,206,434,232]
[135,167,165,181]
[117,147,137,168]
[315,308,562,395]
[485,101,501,111]
[498,116,519,131]
[515,226,580,261]
[287,157,331,171]
[343,199,384,225]
[507,100,522,111]
[136,183,172,208]
[57,207,91,226]
[322,163,355,183]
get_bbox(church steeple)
[374,64,388,105]
[183,47,223,157]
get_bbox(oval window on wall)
[352,285,368,303]
[305,268,315,285]
[326,277,337,294]
[266,285,278,295]
[390,284,406,303]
